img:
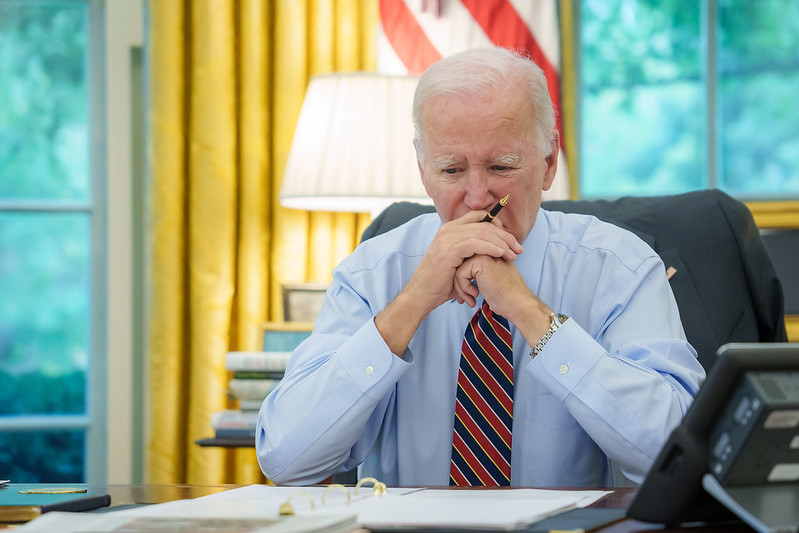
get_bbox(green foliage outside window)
[0,1,89,199]
[717,0,799,195]
[0,0,91,482]
[580,0,799,199]
[0,430,84,482]
[0,213,90,403]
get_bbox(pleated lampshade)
[279,72,432,217]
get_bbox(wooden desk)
[101,484,244,507]
[592,489,753,533]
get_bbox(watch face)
[556,314,569,325]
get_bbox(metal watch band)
[530,313,569,358]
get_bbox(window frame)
[87,0,108,485]
[0,0,107,484]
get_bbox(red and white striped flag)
[378,0,569,200]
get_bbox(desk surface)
[102,484,243,506]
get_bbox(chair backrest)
[360,189,788,372]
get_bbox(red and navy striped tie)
[450,300,514,486]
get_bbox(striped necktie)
[450,300,514,486]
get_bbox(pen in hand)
[467,194,512,298]
[481,194,510,222]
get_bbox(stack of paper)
[15,484,610,532]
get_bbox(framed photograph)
[282,282,328,322]
[261,321,314,352]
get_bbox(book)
[110,514,356,532]
[229,378,282,401]
[214,427,256,439]
[239,399,264,412]
[0,484,111,522]
[226,351,292,372]
[233,370,285,380]
[210,409,259,431]
[15,509,357,532]
[262,323,313,352]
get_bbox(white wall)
[105,0,144,484]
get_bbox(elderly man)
[257,47,705,487]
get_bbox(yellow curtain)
[146,0,376,485]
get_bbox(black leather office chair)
[361,189,788,373]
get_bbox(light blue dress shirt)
[256,209,706,487]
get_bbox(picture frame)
[261,321,314,352]
[281,282,329,322]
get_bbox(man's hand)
[375,210,523,356]
[408,210,522,312]
[453,254,553,348]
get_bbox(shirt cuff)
[526,318,604,402]
[336,317,413,400]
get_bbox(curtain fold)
[146,0,376,485]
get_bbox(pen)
[481,194,510,222]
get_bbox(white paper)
[346,488,607,530]
[15,484,611,532]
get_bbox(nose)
[463,170,494,211]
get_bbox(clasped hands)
[407,210,528,320]
[376,209,553,356]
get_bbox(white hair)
[412,47,556,163]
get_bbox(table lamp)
[279,72,432,218]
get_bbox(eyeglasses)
[279,477,387,516]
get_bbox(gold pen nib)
[499,194,510,206]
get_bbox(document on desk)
[334,486,608,531]
[183,485,608,531]
[14,484,609,532]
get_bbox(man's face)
[417,85,557,244]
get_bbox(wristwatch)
[530,313,569,358]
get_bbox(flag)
[378,0,569,200]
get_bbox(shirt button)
[559,363,569,374]
[365,365,375,375]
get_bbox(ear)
[541,134,560,192]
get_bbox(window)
[579,0,799,200]
[0,0,105,482]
